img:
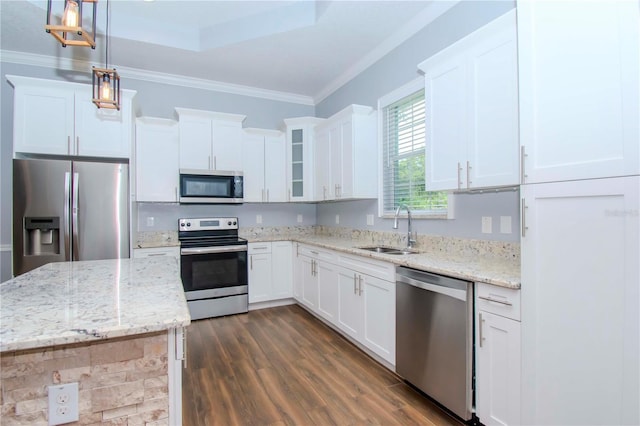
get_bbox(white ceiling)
[1,0,458,103]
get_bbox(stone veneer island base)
[0,258,190,425]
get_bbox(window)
[380,82,448,217]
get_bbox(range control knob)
[180,223,185,227]
[227,221,232,226]
[233,221,237,225]
[186,222,191,227]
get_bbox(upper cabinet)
[517,0,639,183]
[135,117,179,202]
[8,75,136,159]
[283,117,326,202]
[419,10,519,191]
[176,108,246,171]
[314,105,377,201]
[242,128,287,203]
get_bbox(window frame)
[377,77,454,219]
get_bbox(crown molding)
[312,0,460,104]
[1,50,315,106]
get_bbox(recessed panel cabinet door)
[317,261,339,323]
[248,253,272,303]
[135,118,179,202]
[75,96,129,158]
[212,121,243,171]
[521,177,639,425]
[179,116,212,170]
[362,274,395,364]
[337,267,363,341]
[518,0,639,183]
[13,86,75,156]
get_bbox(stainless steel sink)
[357,246,418,255]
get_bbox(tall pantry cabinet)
[518,1,639,424]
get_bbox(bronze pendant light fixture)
[92,0,120,110]
[45,0,97,48]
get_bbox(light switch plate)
[297,214,303,223]
[500,216,512,234]
[481,216,492,234]
[256,214,262,224]
[366,214,374,226]
[48,382,79,425]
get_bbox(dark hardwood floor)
[182,304,464,426]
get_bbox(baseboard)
[248,298,296,311]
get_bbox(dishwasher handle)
[396,268,468,302]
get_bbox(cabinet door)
[248,253,272,303]
[179,116,212,170]
[135,118,179,202]
[328,124,342,200]
[293,246,304,302]
[362,274,395,364]
[300,256,318,310]
[212,121,243,171]
[337,267,363,340]
[271,241,293,299]
[242,132,265,202]
[75,95,129,158]
[288,127,306,201]
[467,15,519,188]
[317,261,339,323]
[13,85,75,156]
[521,177,639,425]
[264,134,287,202]
[476,311,521,426]
[424,55,467,191]
[337,119,354,199]
[518,0,639,183]
[132,247,180,258]
[314,128,331,201]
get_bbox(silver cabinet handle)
[323,186,327,200]
[353,273,357,294]
[267,189,269,202]
[310,251,318,255]
[478,295,513,306]
[147,253,167,257]
[479,312,485,348]
[182,328,188,369]
[358,275,363,296]
[214,156,217,170]
[76,136,80,155]
[208,155,212,170]
[457,162,462,190]
[520,145,527,184]
[252,246,268,250]
[466,160,471,188]
[250,255,253,270]
[261,189,265,202]
[175,187,178,202]
[313,260,317,276]
[67,136,72,155]
[288,189,291,201]
[521,198,528,237]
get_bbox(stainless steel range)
[178,217,248,320]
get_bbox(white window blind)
[382,90,447,215]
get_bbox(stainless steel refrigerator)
[13,158,129,276]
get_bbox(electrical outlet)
[481,216,492,234]
[48,382,79,425]
[146,216,154,227]
[297,214,303,223]
[366,214,374,226]
[500,216,512,234]
[256,214,262,224]
[335,214,340,224]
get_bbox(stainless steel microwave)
[179,169,243,204]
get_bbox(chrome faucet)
[393,203,416,248]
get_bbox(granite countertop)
[248,234,521,289]
[0,257,191,352]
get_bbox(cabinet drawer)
[248,242,272,254]
[133,246,180,258]
[476,282,521,321]
[338,253,395,282]
[297,244,336,263]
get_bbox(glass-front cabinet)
[283,117,325,202]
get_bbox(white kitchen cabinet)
[520,177,639,425]
[283,117,325,202]
[518,1,639,183]
[242,129,287,203]
[135,117,179,202]
[300,255,318,310]
[9,75,135,159]
[475,282,521,426]
[419,10,519,191]
[317,260,340,323]
[248,242,293,303]
[337,266,362,340]
[133,246,180,258]
[176,107,246,171]
[314,105,377,201]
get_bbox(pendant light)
[92,0,120,110]
[45,0,97,48]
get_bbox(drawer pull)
[478,295,513,306]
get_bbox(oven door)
[180,245,248,300]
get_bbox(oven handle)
[181,245,248,255]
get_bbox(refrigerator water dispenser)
[24,217,60,256]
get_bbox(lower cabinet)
[133,246,180,258]
[475,282,521,426]
[248,241,293,303]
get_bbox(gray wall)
[315,0,519,242]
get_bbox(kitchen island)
[0,257,190,425]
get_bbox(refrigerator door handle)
[72,172,80,261]
[64,172,71,260]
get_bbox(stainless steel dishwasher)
[396,266,473,421]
